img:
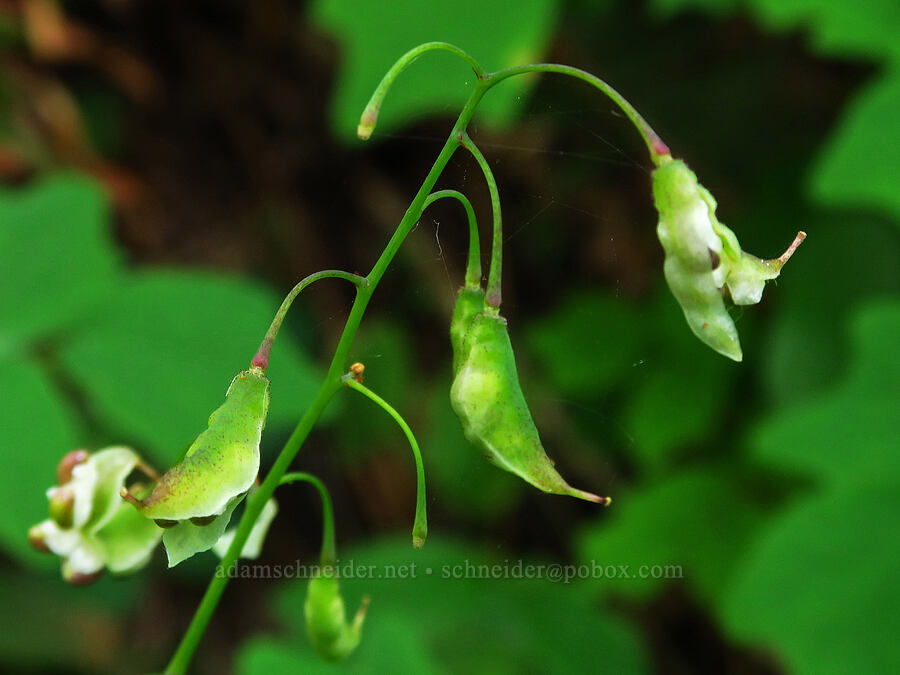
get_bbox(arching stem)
[423,189,481,288]
[342,374,427,549]
[487,63,670,165]
[458,133,503,309]
[251,270,367,371]
[358,41,486,140]
[280,472,336,566]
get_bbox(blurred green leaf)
[577,465,771,604]
[0,567,142,671]
[238,613,438,675]
[621,292,732,470]
[424,378,521,519]
[651,0,900,61]
[310,0,558,139]
[810,73,900,222]
[525,290,648,397]
[58,270,321,463]
[723,479,900,674]
[0,173,121,356]
[747,0,900,61]
[753,299,900,485]
[649,0,900,221]
[0,357,78,567]
[761,215,900,407]
[237,537,648,674]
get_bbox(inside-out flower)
[29,447,163,584]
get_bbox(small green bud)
[305,568,369,661]
[451,310,609,503]
[48,486,75,528]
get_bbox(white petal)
[69,460,100,528]
[64,541,105,575]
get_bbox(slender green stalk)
[280,472,335,566]
[487,63,670,165]
[342,376,427,548]
[458,133,503,309]
[422,189,481,287]
[163,77,492,675]
[357,42,485,140]
[252,270,367,371]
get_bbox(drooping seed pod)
[450,310,609,503]
[305,568,369,661]
[126,368,270,523]
[652,157,805,361]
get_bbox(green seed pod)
[450,285,486,374]
[653,157,804,361]
[451,310,609,503]
[305,568,369,661]
[128,368,270,522]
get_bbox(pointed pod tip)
[412,534,426,549]
[567,487,612,505]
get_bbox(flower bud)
[305,568,369,661]
[56,450,90,485]
[48,486,75,528]
[28,524,51,553]
[63,566,103,586]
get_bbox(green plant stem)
[458,133,503,308]
[280,472,335,566]
[342,376,427,548]
[422,189,481,287]
[357,42,485,140]
[163,77,491,675]
[252,270,367,371]
[487,63,670,165]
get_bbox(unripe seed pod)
[450,285,486,374]
[451,311,608,503]
[128,368,270,523]
[652,157,804,361]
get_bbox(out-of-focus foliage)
[59,273,320,461]
[650,0,900,221]
[311,0,558,139]
[0,171,321,568]
[236,537,649,675]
